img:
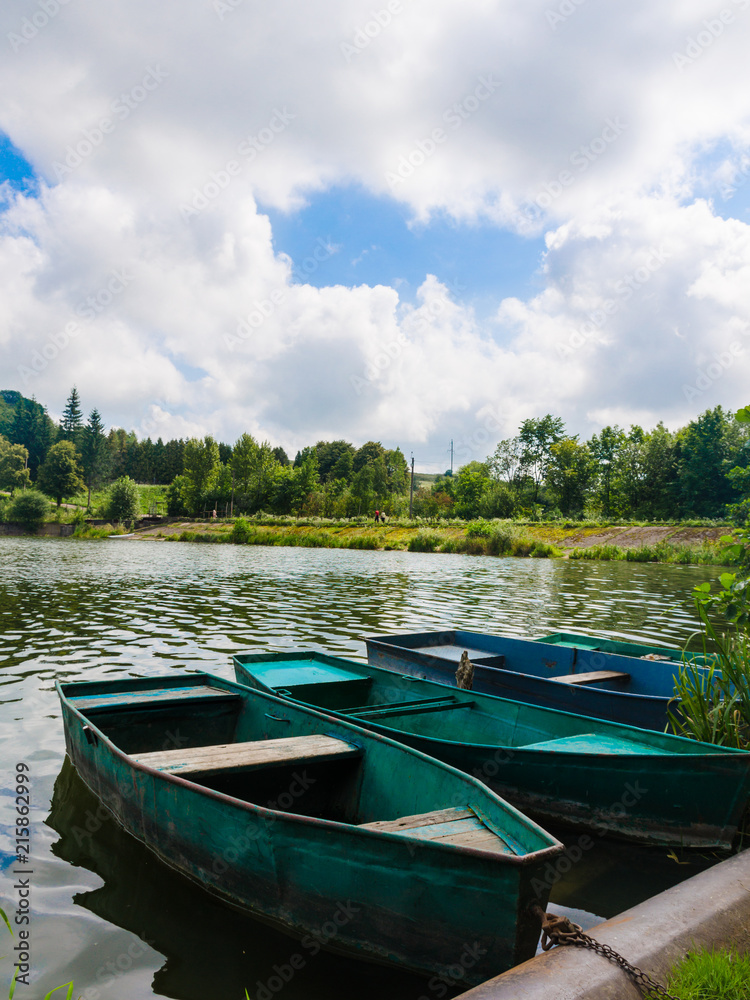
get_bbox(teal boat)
[56,672,563,983]
[536,632,713,665]
[233,650,750,849]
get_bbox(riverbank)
[110,518,732,565]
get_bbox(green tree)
[315,440,356,482]
[8,488,49,531]
[453,463,491,519]
[546,438,596,515]
[79,409,109,510]
[385,448,409,495]
[676,406,738,516]
[183,436,220,513]
[232,434,280,512]
[0,437,31,494]
[488,437,525,493]
[519,415,565,503]
[588,425,626,516]
[353,441,386,473]
[61,387,84,441]
[37,441,85,507]
[106,476,141,522]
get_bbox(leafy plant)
[105,476,140,523]
[667,589,750,749]
[7,488,49,531]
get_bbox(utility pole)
[450,439,454,475]
[409,454,415,518]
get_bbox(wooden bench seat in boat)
[551,670,630,686]
[132,735,361,776]
[69,685,241,713]
[359,806,517,856]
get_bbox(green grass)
[568,541,728,565]
[647,947,750,999]
[56,483,167,517]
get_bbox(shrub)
[408,531,443,553]
[105,477,140,523]
[231,517,251,544]
[7,489,49,531]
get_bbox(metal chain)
[531,905,682,1000]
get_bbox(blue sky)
[0,133,36,194]
[263,186,547,318]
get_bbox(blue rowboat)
[56,672,563,982]
[364,629,712,730]
[233,650,750,849]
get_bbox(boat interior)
[63,677,540,857]
[235,654,721,758]
[368,630,704,697]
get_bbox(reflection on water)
[0,537,723,998]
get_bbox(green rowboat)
[56,672,563,983]
[536,632,714,665]
[233,650,750,849]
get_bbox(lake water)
[0,537,727,999]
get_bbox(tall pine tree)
[61,387,83,441]
[80,408,109,509]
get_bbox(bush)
[231,517,251,544]
[7,489,49,531]
[408,530,444,553]
[105,477,141,523]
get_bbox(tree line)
[415,410,750,522]
[1,388,747,521]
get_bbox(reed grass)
[668,600,750,750]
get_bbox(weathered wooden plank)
[551,670,630,686]
[133,734,361,775]
[70,685,238,712]
[359,807,473,832]
[360,807,516,855]
[434,829,514,855]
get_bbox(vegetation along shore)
[1,386,746,566]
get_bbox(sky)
[1,1,749,471]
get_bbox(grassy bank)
[128,516,735,565]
